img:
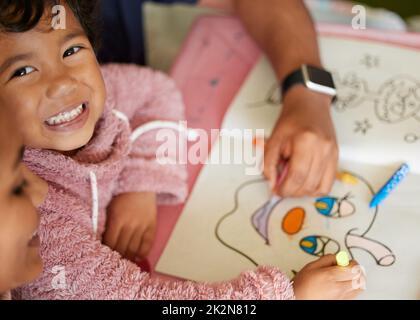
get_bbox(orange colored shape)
[282,207,306,235]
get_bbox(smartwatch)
[281,65,337,100]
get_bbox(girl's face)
[0,4,106,152]
[0,110,43,294]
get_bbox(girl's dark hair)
[0,0,99,49]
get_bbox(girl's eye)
[63,46,82,58]
[11,66,35,78]
[13,179,28,196]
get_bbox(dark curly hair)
[0,0,99,49]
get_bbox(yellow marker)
[336,251,350,267]
[336,172,358,185]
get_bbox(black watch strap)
[281,68,305,98]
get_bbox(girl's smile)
[44,101,89,133]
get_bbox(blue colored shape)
[315,197,336,216]
[300,236,317,255]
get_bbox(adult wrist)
[281,64,337,103]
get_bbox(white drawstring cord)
[112,109,199,143]
[89,171,99,235]
[130,120,199,143]
[88,112,197,235]
[112,109,130,125]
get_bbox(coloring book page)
[243,36,420,172]
[156,36,420,299]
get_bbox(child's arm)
[104,191,157,262]
[13,194,294,300]
[101,64,188,204]
[100,64,188,260]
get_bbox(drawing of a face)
[216,172,395,277]
[333,72,369,112]
[376,76,420,123]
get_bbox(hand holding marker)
[266,130,409,209]
[336,251,350,267]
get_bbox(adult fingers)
[263,137,283,191]
[278,137,314,197]
[293,146,324,197]
[316,149,338,196]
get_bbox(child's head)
[0,0,106,152]
[0,107,43,294]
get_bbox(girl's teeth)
[46,104,84,126]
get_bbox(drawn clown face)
[375,76,420,123]
[215,172,395,277]
[333,72,369,112]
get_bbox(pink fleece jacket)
[14,64,294,300]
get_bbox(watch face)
[306,65,336,89]
[303,65,337,96]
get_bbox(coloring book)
[156,36,420,299]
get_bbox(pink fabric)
[13,64,294,300]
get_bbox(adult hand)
[264,85,338,197]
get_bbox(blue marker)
[369,163,410,208]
